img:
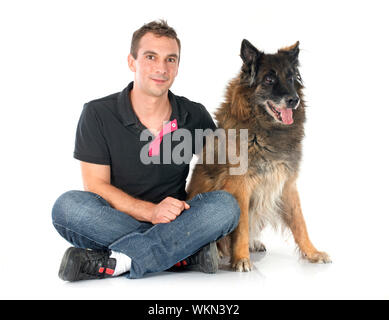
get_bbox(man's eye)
[167,57,176,63]
[146,55,155,60]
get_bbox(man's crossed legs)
[51,190,240,280]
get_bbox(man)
[51,20,240,281]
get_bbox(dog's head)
[239,39,303,126]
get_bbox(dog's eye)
[264,75,275,85]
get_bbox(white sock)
[110,251,132,276]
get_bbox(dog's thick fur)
[186,40,331,271]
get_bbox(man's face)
[128,33,180,98]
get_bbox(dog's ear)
[240,39,263,86]
[240,39,262,65]
[278,41,300,66]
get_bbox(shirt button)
[172,123,176,128]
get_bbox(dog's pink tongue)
[280,108,293,125]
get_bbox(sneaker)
[169,241,219,274]
[58,247,116,282]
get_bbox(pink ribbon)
[148,119,178,157]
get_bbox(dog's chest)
[248,162,289,233]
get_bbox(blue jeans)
[51,190,240,279]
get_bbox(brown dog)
[186,40,331,271]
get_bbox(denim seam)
[53,222,108,249]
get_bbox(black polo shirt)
[74,82,216,204]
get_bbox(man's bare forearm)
[86,182,154,222]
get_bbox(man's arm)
[80,161,189,224]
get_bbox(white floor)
[2,220,388,300]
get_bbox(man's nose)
[155,60,168,74]
[286,96,300,109]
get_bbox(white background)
[1,0,388,300]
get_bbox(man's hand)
[79,161,190,224]
[150,197,190,224]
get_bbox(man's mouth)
[151,77,168,84]
[266,101,294,125]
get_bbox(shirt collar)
[117,81,188,128]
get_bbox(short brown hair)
[130,20,181,60]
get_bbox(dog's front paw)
[303,251,332,264]
[231,258,253,272]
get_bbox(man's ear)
[175,60,179,77]
[128,53,136,72]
